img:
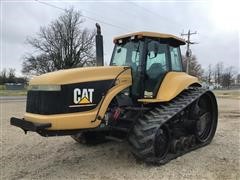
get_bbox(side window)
[112,46,127,66]
[170,46,182,71]
[146,42,168,79]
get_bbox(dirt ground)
[1,97,239,180]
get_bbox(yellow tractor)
[11,24,218,165]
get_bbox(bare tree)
[206,64,213,84]
[22,8,96,75]
[182,55,204,79]
[0,68,7,84]
[214,62,224,86]
[222,66,235,88]
[7,68,16,83]
[237,74,240,84]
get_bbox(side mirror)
[148,52,157,59]
[148,42,159,59]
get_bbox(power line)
[181,30,197,74]
[35,0,66,11]
[129,1,182,28]
[34,0,129,31]
[80,8,132,31]
[82,14,129,31]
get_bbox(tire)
[71,131,108,145]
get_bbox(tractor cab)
[110,32,186,99]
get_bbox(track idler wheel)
[193,92,218,144]
[180,137,191,150]
[170,139,182,154]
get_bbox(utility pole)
[181,30,197,74]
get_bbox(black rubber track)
[128,87,218,165]
[71,131,108,145]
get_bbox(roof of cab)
[113,31,186,45]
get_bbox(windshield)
[110,40,144,98]
[110,40,144,71]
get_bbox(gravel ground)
[1,98,239,180]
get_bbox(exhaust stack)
[95,23,104,66]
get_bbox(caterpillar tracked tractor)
[11,24,218,165]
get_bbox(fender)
[97,72,132,120]
[138,72,200,103]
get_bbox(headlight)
[28,85,61,91]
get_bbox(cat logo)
[69,88,95,107]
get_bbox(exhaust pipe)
[95,23,104,66]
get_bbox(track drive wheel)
[193,91,218,143]
[128,109,170,164]
[71,131,108,145]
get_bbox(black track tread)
[128,87,212,165]
[71,131,108,145]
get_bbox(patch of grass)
[213,89,240,99]
[0,85,6,90]
[0,90,27,96]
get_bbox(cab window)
[146,41,168,79]
[170,46,182,71]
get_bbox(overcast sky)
[1,0,239,76]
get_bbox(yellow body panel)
[24,66,132,130]
[24,109,101,130]
[138,72,200,103]
[30,66,129,85]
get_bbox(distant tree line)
[0,68,27,85]
[181,55,239,89]
[203,62,239,89]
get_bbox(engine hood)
[30,66,129,85]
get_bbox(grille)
[26,91,64,115]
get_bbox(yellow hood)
[30,66,128,85]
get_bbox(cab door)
[144,40,170,98]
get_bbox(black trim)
[167,45,172,71]
[26,80,113,115]
[10,117,51,132]
[139,39,149,98]
[178,47,184,72]
[110,45,117,65]
[152,72,168,98]
[10,117,108,137]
